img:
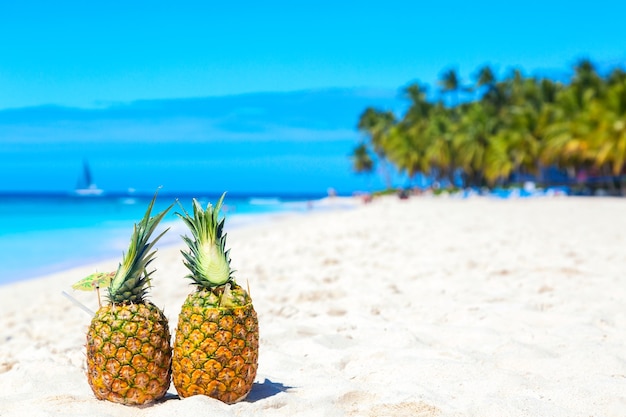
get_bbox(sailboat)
[74,160,104,196]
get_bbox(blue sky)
[0,1,625,194]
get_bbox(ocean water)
[0,193,328,285]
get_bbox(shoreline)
[1,195,625,416]
[0,195,357,286]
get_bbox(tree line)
[352,59,626,194]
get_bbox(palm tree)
[357,107,396,152]
[453,102,494,187]
[540,86,594,182]
[483,134,514,185]
[357,108,396,189]
[588,78,626,192]
[391,83,435,186]
[439,68,461,108]
[423,104,455,185]
[504,77,545,182]
[403,83,431,122]
[473,65,496,103]
[384,124,426,184]
[475,65,496,88]
[351,142,375,174]
[608,67,626,86]
[570,58,604,110]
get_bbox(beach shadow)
[245,378,293,402]
[160,378,292,403]
[162,392,181,401]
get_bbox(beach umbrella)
[71,271,115,308]
[72,271,115,290]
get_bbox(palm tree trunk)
[379,160,394,190]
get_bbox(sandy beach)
[1,195,625,416]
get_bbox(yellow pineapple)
[85,194,173,405]
[172,193,259,403]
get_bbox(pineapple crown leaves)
[176,192,234,288]
[107,191,174,304]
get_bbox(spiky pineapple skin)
[172,285,259,403]
[86,301,172,405]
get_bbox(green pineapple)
[172,193,259,403]
[85,194,174,405]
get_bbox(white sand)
[1,196,625,417]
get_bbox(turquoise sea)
[0,192,328,285]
